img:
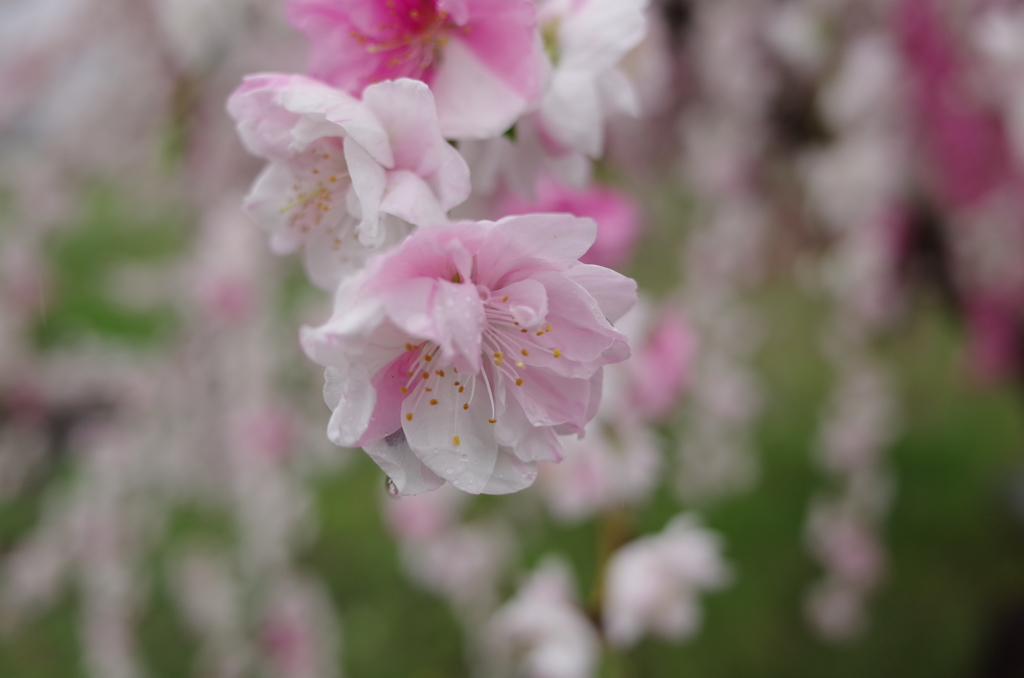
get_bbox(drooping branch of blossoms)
[797,21,907,639]
[673,0,774,502]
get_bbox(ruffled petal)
[323,365,376,447]
[380,170,449,228]
[344,136,387,247]
[562,263,637,323]
[492,278,548,328]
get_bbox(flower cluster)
[226,0,647,496]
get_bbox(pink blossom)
[603,514,730,648]
[896,0,1015,210]
[539,417,661,523]
[286,0,546,139]
[500,177,643,270]
[965,296,1021,382]
[301,214,636,495]
[401,521,514,618]
[484,559,599,678]
[227,74,471,290]
[382,483,464,541]
[625,307,694,420]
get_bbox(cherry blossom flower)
[227,74,471,290]
[603,514,730,648]
[301,214,636,495]
[286,0,546,139]
[531,0,648,159]
[484,559,599,678]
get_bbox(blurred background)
[1,0,1024,676]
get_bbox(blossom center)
[352,1,457,72]
[281,139,354,247]
[397,290,563,440]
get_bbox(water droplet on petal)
[384,476,400,498]
[446,467,453,475]
[460,454,468,464]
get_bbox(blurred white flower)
[484,559,599,678]
[603,514,730,648]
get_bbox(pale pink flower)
[603,514,730,648]
[382,483,464,541]
[600,300,694,422]
[301,215,636,495]
[966,296,1021,381]
[286,0,546,139]
[484,559,599,678]
[539,417,661,524]
[629,310,694,420]
[531,0,648,159]
[401,520,514,618]
[227,74,471,290]
[500,176,643,270]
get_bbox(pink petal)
[356,351,421,446]
[562,264,637,323]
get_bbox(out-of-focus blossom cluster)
[1,0,1022,674]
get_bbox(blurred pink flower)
[897,0,1013,211]
[500,177,643,270]
[965,296,1021,382]
[227,74,470,289]
[383,483,464,541]
[401,520,514,617]
[603,514,730,648]
[485,559,598,678]
[286,0,546,139]
[301,215,636,495]
[626,308,695,420]
[539,417,661,524]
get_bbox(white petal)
[480,449,538,494]
[363,429,446,496]
[402,368,503,494]
[344,136,387,247]
[380,170,449,228]
[324,364,375,447]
